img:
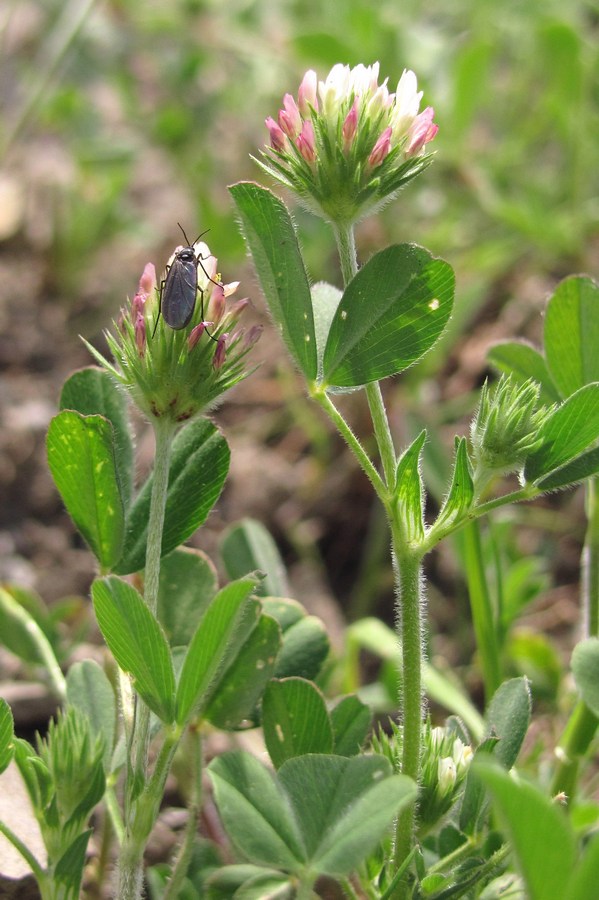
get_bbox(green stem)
[332,218,422,894]
[143,417,176,618]
[332,220,358,286]
[310,386,387,503]
[390,527,424,895]
[332,221,397,489]
[164,730,203,900]
[423,484,538,553]
[0,819,46,882]
[117,415,176,900]
[584,477,599,637]
[461,520,501,701]
[366,381,397,489]
[0,594,66,700]
[552,476,599,797]
[551,700,598,797]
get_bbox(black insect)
[153,225,218,337]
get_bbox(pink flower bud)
[243,323,263,349]
[342,98,359,152]
[265,116,288,152]
[209,283,226,323]
[227,297,249,322]
[187,322,206,351]
[368,126,392,167]
[298,69,318,116]
[296,119,317,163]
[138,262,157,297]
[213,334,228,370]
[131,292,146,321]
[406,107,438,156]
[278,93,301,138]
[134,312,146,356]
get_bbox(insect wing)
[162,252,198,329]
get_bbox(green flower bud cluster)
[18,708,105,867]
[372,719,472,833]
[470,376,551,490]
[418,722,473,832]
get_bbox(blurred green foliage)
[2,0,597,304]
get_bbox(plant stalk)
[117,415,176,900]
[332,219,424,893]
[163,729,203,899]
[461,520,501,701]
[332,221,398,488]
[390,532,424,896]
[552,476,599,797]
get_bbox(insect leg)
[152,274,167,338]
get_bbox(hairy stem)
[117,415,176,900]
[390,532,424,895]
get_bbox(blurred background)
[0,0,598,703]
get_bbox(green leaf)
[1,584,59,653]
[221,519,289,598]
[544,276,599,398]
[208,751,415,879]
[329,695,371,756]
[571,638,599,717]
[205,613,281,730]
[207,751,305,870]
[274,615,330,681]
[233,872,295,899]
[459,677,531,834]
[176,576,259,725]
[66,661,116,772]
[395,430,426,544]
[116,418,229,574]
[262,678,333,768]
[486,677,532,769]
[54,829,92,895]
[157,549,218,647]
[321,244,454,387]
[0,698,15,775]
[277,754,416,876]
[60,367,134,510]
[433,437,474,532]
[524,384,599,484]
[260,598,304,631]
[475,760,576,900]
[229,182,317,380]
[487,341,560,405]
[536,446,599,492]
[0,587,59,667]
[458,736,499,836]
[205,865,292,900]
[566,833,599,900]
[47,411,125,570]
[92,576,176,723]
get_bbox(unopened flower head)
[470,375,552,490]
[86,240,260,423]
[259,62,438,224]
